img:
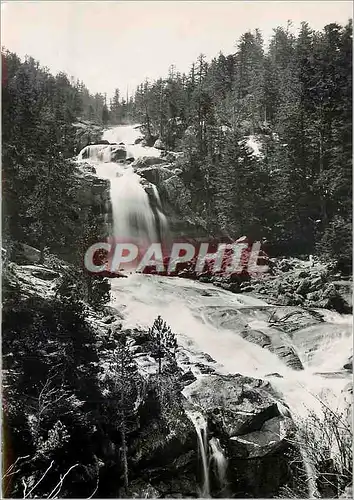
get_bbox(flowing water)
[78,125,165,245]
[210,437,227,490]
[186,411,211,498]
[78,125,352,497]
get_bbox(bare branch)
[47,463,80,499]
[25,459,54,498]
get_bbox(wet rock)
[179,369,197,386]
[154,139,165,150]
[201,353,216,363]
[296,278,311,296]
[131,156,166,168]
[194,363,215,374]
[308,275,323,291]
[239,327,304,370]
[271,344,304,370]
[229,416,295,458]
[24,266,59,280]
[239,328,271,349]
[155,475,197,498]
[110,144,127,162]
[343,355,352,371]
[92,139,110,145]
[141,134,158,148]
[184,374,280,438]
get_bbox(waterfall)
[110,168,158,243]
[186,410,210,498]
[77,126,169,250]
[186,412,227,497]
[209,437,227,490]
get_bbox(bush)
[280,396,352,498]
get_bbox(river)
[78,125,352,496]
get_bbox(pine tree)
[148,316,177,375]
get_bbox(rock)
[138,165,174,184]
[184,374,281,438]
[343,355,352,371]
[131,156,166,169]
[109,144,127,162]
[297,269,310,279]
[194,363,215,374]
[239,328,304,370]
[307,291,320,301]
[229,416,295,458]
[308,275,323,291]
[154,139,166,150]
[91,139,110,145]
[22,265,59,281]
[142,135,158,147]
[183,374,298,498]
[296,277,311,296]
[12,243,41,265]
[81,163,96,174]
[134,136,144,144]
[239,328,271,349]
[180,370,197,386]
[202,353,216,363]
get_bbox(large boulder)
[183,374,282,438]
[183,374,299,498]
[229,416,294,458]
[131,156,166,169]
[138,165,175,185]
[109,144,127,162]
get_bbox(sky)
[2,1,352,98]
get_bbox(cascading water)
[78,125,168,248]
[186,410,210,498]
[209,437,227,491]
[109,272,352,498]
[78,125,352,497]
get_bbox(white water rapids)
[78,125,352,497]
[78,125,166,246]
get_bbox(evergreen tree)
[148,316,177,375]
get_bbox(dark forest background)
[2,20,352,269]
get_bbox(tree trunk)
[120,355,129,493]
[121,419,129,494]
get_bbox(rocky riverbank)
[208,256,352,314]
